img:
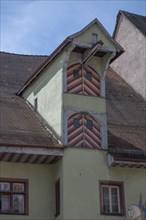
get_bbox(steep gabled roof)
[1,52,145,154]
[106,68,146,153]
[113,10,146,38]
[0,52,62,149]
[18,18,124,95]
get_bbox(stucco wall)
[74,23,116,51]
[111,15,146,100]
[0,162,55,220]
[62,148,146,220]
[23,52,65,138]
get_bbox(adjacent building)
[111,10,146,100]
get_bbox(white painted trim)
[62,44,76,92]
[103,52,116,78]
[63,107,68,145]
[0,146,64,156]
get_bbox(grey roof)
[121,11,146,36]
[113,11,146,38]
[0,52,61,148]
[0,52,146,153]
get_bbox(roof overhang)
[18,18,124,95]
[0,144,64,164]
[107,149,146,168]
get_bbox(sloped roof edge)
[18,18,123,95]
[69,18,123,52]
[113,10,146,39]
[18,38,72,95]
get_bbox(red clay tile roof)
[0,52,62,148]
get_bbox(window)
[34,97,38,112]
[73,70,80,78]
[99,181,125,216]
[55,179,60,217]
[86,72,92,81]
[73,118,80,128]
[0,178,28,215]
[87,120,93,129]
[92,33,98,44]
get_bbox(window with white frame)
[99,181,125,216]
[0,178,28,215]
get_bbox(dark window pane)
[87,120,93,129]
[86,72,92,80]
[73,70,80,78]
[111,187,118,196]
[34,97,38,111]
[112,204,119,213]
[92,33,98,44]
[73,118,80,127]
[0,194,10,212]
[55,179,60,216]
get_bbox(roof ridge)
[0,51,49,58]
[120,10,146,18]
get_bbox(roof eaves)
[0,142,63,149]
[18,37,72,95]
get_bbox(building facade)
[0,16,146,220]
[111,10,146,100]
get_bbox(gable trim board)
[18,18,124,95]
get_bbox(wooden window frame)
[0,178,29,215]
[99,180,125,216]
[55,179,60,217]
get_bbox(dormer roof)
[18,18,124,95]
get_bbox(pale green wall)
[62,148,146,220]
[1,150,145,220]
[0,162,55,220]
[74,23,116,50]
[23,52,65,137]
[63,93,106,113]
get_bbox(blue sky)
[1,0,146,55]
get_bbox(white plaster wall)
[111,15,146,100]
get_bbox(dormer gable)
[19,18,124,148]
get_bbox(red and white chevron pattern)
[68,113,101,148]
[67,63,82,94]
[67,63,100,96]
